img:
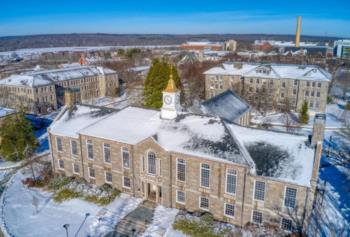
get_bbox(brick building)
[0,65,118,114]
[204,62,331,112]
[48,76,324,232]
[180,41,224,52]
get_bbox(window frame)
[103,143,111,164]
[254,181,266,201]
[199,196,209,211]
[147,151,157,175]
[225,168,237,195]
[224,203,235,218]
[70,139,78,157]
[122,176,131,189]
[72,163,80,174]
[176,158,186,182]
[88,167,95,179]
[284,187,297,209]
[251,210,263,224]
[86,140,94,160]
[58,159,64,170]
[200,163,210,188]
[121,147,130,169]
[105,171,112,184]
[176,190,185,204]
[281,218,293,231]
[56,137,63,152]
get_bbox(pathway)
[107,201,156,237]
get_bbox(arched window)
[148,151,156,175]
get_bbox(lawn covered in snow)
[0,168,141,237]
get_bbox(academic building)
[0,65,119,114]
[204,62,331,112]
[48,75,324,232]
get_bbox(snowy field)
[0,168,142,237]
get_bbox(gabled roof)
[201,90,250,122]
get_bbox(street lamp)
[63,224,70,237]
[131,228,136,237]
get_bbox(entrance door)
[147,183,157,202]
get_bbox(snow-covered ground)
[0,168,141,237]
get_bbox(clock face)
[164,95,172,105]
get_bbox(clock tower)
[161,67,181,120]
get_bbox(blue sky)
[0,0,349,37]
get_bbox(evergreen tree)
[299,101,309,124]
[0,111,38,161]
[144,59,181,109]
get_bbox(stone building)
[0,65,118,114]
[204,62,331,113]
[48,76,324,232]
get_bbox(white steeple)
[161,66,181,120]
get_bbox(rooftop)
[0,65,116,88]
[201,90,250,122]
[204,62,332,82]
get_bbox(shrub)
[84,188,120,205]
[53,188,82,203]
[48,177,72,191]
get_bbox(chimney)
[295,16,301,48]
[64,88,81,109]
[311,113,326,145]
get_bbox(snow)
[142,206,179,237]
[0,169,141,237]
[0,107,15,118]
[49,105,114,138]
[228,124,314,186]
[0,74,51,87]
[204,62,331,82]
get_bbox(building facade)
[180,41,224,52]
[0,65,119,114]
[334,39,350,60]
[48,78,324,233]
[204,62,331,112]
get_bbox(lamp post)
[63,224,70,237]
[131,228,136,237]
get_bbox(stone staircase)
[107,201,156,237]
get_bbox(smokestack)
[295,16,301,48]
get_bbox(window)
[281,93,284,98]
[71,140,77,156]
[317,82,321,88]
[226,169,237,195]
[281,218,293,231]
[199,197,209,210]
[293,89,297,95]
[177,159,186,181]
[284,187,297,208]
[311,91,315,97]
[176,190,185,204]
[200,164,210,188]
[294,80,298,86]
[282,82,286,88]
[73,163,79,174]
[87,140,93,160]
[252,210,263,224]
[254,181,265,201]
[56,137,63,152]
[305,90,309,96]
[123,176,131,188]
[225,203,235,217]
[306,82,310,87]
[105,171,112,183]
[88,167,95,179]
[312,82,316,87]
[102,144,111,163]
[316,91,320,97]
[122,147,130,168]
[148,152,156,175]
[58,160,64,169]
[256,79,259,84]
[310,102,314,108]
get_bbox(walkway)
[107,201,156,237]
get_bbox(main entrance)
[145,183,162,203]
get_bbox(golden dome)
[164,65,179,93]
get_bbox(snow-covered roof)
[0,107,16,118]
[228,124,314,187]
[128,66,150,73]
[201,90,250,122]
[49,105,115,138]
[204,62,332,82]
[0,65,117,88]
[183,41,223,46]
[254,40,318,47]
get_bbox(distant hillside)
[0,33,341,51]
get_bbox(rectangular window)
[311,91,315,97]
[293,89,297,95]
[58,160,64,169]
[200,164,210,188]
[281,218,293,231]
[105,171,112,183]
[305,90,309,96]
[312,82,316,87]
[87,140,93,160]
[103,144,111,163]
[294,80,298,86]
[254,181,265,201]
[148,152,156,175]
[281,93,284,98]
[71,140,78,156]
[177,159,186,181]
[226,169,237,195]
[282,82,286,88]
[123,176,131,188]
[318,82,321,88]
[284,187,297,208]
[252,210,263,224]
[122,147,130,168]
[88,167,95,179]
[225,203,235,217]
[199,197,209,210]
[306,82,310,87]
[176,190,185,204]
[56,137,63,152]
[316,91,320,97]
[73,163,79,174]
